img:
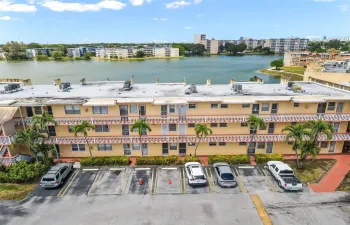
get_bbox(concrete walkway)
[285,154,350,192]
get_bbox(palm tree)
[12,127,46,162]
[36,142,54,161]
[247,115,265,155]
[300,141,321,162]
[306,120,334,144]
[31,111,59,160]
[282,124,310,168]
[72,121,95,158]
[130,119,152,157]
[194,124,213,157]
[249,76,259,82]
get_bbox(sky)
[0,0,350,44]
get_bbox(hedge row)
[208,155,250,165]
[80,156,130,166]
[136,156,200,165]
[254,154,283,164]
[0,161,52,183]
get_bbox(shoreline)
[92,56,185,61]
[258,67,304,81]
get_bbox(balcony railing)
[0,133,16,145]
[13,113,350,126]
[0,154,32,166]
[47,133,350,144]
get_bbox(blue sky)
[0,0,350,44]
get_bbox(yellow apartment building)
[0,79,350,162]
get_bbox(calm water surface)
[0,55,281,85]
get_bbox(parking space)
[208,167,241,194]
[128,168,154,195]
[156,167,181,194]
[64,169,98,196]
[88,168,129,196]
[180,167,210,194]
[234,165,271,193]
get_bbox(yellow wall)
[2,120,16,136]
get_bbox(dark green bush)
[255,154,283,164]
[0,160,52,183]
[136,156,179,165]
[80,156,130,166]
[208,155,250,165]
[176,156,200,165]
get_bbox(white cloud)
[40,0,126,12]
[129,0,152,6]
[165,1,191,9]
[339,4,348,11]
[184,26,193,29]
[314,0,336,2]
[196,14,203,17]
[153,17,168,21]
[0,15,11,20]
[0,0,37,12]
[194,0,202,4]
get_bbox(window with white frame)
[92,106,108,114]
[239,142,246,146]
[242,104,250,108]
[170,143,177,150]
[65,105,80,114]
[132,143,140,150]
[210,123,218,127]
[169,105,176,113]
[97,144,112,151]
[130,104,138,114]
[220,104,228,108]
[123,144,131,155]
[95,125,110,132]
[34,106,42,115]
[68,125,73,133]
[71,144,85,152]
[209,142,216,146]
[219,123,227,127]
[169,124,177,131]
[211,104,218,109]
[333,122,340,133]
[219,142,226,146]
[327,102,336,111]
[258,142,266,149]
[189,103,196,109]
[188,123,195,128]
[320,142,328,148]
[261,103,270,112]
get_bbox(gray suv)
[40,163,73,188]
[213,163,237,188]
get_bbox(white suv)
[185,162,207,186]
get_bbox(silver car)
[40,163,73,188]
[213,163,237,188]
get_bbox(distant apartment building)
[96,47,179,58]
[284,52,350,67]
[67,48,81,58]
[264,38,308,53]
[26,48,51,58]
[199,39,219,55]
[245,39,265,49]
[194,34,207,44]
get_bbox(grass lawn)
[259,68,303,81]
[336,172,350,192]
[282,66,306,75]
[0,183,37,200]
[285,159,336,184]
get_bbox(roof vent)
[185,84,197,95]
[3,83,22,93]
[119,80,132,91]
[58,82,71,92]
[233,84,243,93]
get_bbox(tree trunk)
[295,149,300,169]
[194,135,203,157]
[46,127,59,161]
[140,135,143,157]
[85,137,92,159]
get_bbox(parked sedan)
[185,162,207,186]
[213,163,237,188]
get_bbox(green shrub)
[176,156,200,165]
[255,154,283,164]
[136,156,179,165]
[80,156,130,167]
[208,155,250,165]
[0,161,52,183]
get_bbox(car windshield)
[194,175,205,180]
[221,173,234,180]
[42,178,55,182]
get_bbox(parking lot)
[31,164,310,198]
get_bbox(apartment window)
[239,142,246,146]
[209,142,217,146]
[188,123,195,128]
[71,144,85,152]
[170,143,177,150]
[68,125,73,133]
[95,125,110,132]
[320,142,328,148]
[294,103,299,107]
[211,104,219,109]
[65,105,80,114]
[242,104,250,108]
[122,125,129,135]
[220,104,228,108]
[261,103,270,112]
[34,106,42,115]
[219,142,226,146]
[259,124,266,130]
[97,144,112,151]
[130,105,138,114]
[336,102,344,113]
[328,141,336,153]
[258,142,266,149]
[291,122,297,126]
[189,104,196,109]
[169,105,176,113]
[327,102,336,111]
[169,124,177,131]
[132,144,140,150]
[92,106,108,114]
[188,142,196,146]
[219,123,227,127]
[241,122,248,127]
[123,144,131,156]
[211,123,218,127]
[288,141,294,145]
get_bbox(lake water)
[0,55,282,85]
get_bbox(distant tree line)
[308,40,350,53]
[172,43,206,56]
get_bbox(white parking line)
[135,168,151,171]
[110,168,126,171]
[83,168,99,171]
[161,167,177,170]
[238,166,255,169]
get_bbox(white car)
[185,162,207,186]
[267,161,303,191]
